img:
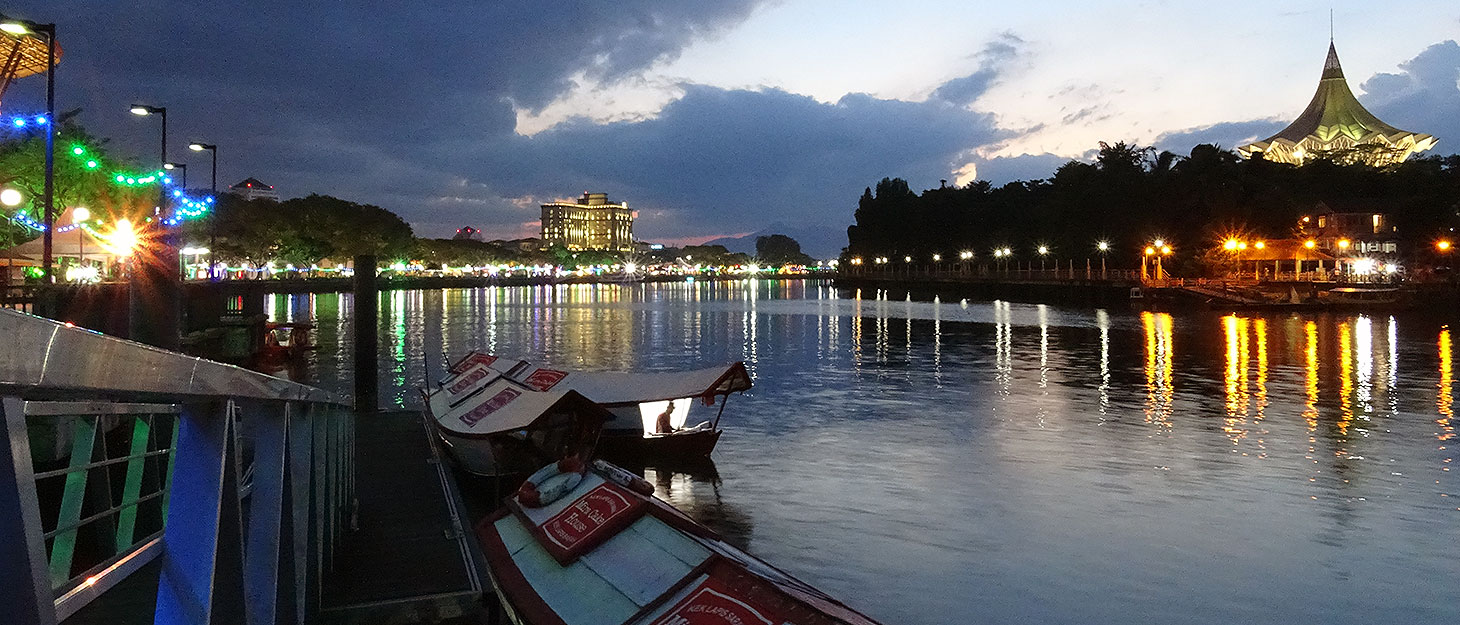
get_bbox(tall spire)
[1322,41,1343,80]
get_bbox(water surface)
[269,280,1458,624]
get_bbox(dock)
[1,309,492,624]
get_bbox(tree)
[755,234,816,265]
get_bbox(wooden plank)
[626,515,713,567]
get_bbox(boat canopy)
[429,364,609,437]
[478,464,884,625]
[442,352,753,407]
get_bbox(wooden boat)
[478,459,884,625]
[1317,286,1405,308]
[441,352,752,462]
[425,357,611,477]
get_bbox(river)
[267,279,1457,624]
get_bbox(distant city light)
[1097,241,1110,252]
[1037,246,1049,255]
[1438,240,1452,251]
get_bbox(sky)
[3,1,1458,256]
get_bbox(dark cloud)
[471,84,1009,240]
[1362,40,1460,147]
[970,153,1074,185]
[1152,119,1288,154]
[930,32,1024,106]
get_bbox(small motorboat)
[478,459,885,625]
[441,352,752,462]
[425,358,611,477]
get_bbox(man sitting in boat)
[655,400,676,434]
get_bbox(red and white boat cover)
[478,464,884,625]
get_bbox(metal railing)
[1,308,354,625]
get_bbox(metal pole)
[209,147,217,279]
[41,25,55,284]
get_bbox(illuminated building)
[1299,200,1399,255]
[228,177,279,201]
[1238,42,1436,166]
[540,192,635,252]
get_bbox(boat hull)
[595,428,722,461]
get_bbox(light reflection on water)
[270,281,1458,625]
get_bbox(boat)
[1317,286,1405,308]
[441,352,752,461]
[478,459,885,625]
[425,357,611,476]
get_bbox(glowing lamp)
[1439,241,1453,252]
[72,207,90,223]
[1223,239,1238,251]
[1144,247,1155,255]
[86,160,98,169]
[932,254,941,262]
[1254,241,1265,250]
[1037,246,1049,255]
[0,188,22,206]
[130,106,152,116]
[1303,240,1316,249]
[0,22,30,35]
[1153,239,1165,247]
[1161,246,1172,255]
[189,143,208,151]
[1337,239,1351,249]
[72,146,84,155]
[1097,241,1110,252]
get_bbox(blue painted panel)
[580,517,704,606]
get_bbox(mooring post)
[353,255,378,414]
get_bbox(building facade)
[540,192,635,252]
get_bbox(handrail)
[0,308,342,405]
[2,308,354,625]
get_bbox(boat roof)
[427,364,607,436]
[478,464,884,625]
[442,351,752,407]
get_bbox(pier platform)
[318,410,488,624]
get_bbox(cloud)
[467,83,1009,240]
[1152,119,1288,154]
[930,32,1025,106]
[1361,40,1460,148]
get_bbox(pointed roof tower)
[1238,42,1436,165]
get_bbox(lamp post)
[164,162,186,188]
[1096,241,1109,279]
[1,17,56,282]
[72,206,88,273]
[128,103,167,213]
[189,142,217,278]
[128,104,180,348]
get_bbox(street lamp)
[2,16,57,282]
[189,142,218,278]
[129,104,168,216]
[0,188,21,206]
[1439,240,1453,252]
[72,206,89,271]
[1096,241,1109,277]
[163,162,186,188]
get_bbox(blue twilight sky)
[3,1,1458,254]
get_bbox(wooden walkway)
[318,410,487,623]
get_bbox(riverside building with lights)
[1238,41,1436,166]
[540,192,635,252]
[229,177,279,201]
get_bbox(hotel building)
[540,192,635,252]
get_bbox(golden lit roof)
[1238,42,1436,166]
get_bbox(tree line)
[845,142,1460,274]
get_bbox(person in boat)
[655,401,676,434]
